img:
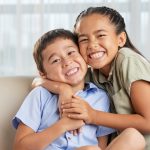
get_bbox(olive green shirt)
[85,47,150,149]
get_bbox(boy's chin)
[67,79,85,86]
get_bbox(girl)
[33,6,149,149]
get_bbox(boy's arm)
[97,136,108,150]
[13,117,84,150]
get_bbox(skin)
[32,13,147,150]
[14,38,108,150]
[61,14,150,134]
[41,38,87,93]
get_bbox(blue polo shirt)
[12,82,115,150]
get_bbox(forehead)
[42,38,78,57]
[76,13,114,34]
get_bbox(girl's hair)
[74,6,143,56]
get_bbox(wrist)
[59,84,73,95]
[90,109,98,124]
[57,118,68,133]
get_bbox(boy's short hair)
[33,29,78,73]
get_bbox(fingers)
[67,113,85,120]
[61,102,81,110]
[63,107,84,114]
[61,97,80,105]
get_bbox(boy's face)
[41,38,87,86]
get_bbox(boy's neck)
[71,80,85,94]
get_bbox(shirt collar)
[93,59,115,84]
[84,82,98,91]
[75,82,98,96]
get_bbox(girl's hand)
[61,95,95,124]
[32,76,46,88]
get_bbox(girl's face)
[75,13,126,76]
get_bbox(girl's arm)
[32,77,72,95]
[32,77,73,99]
[32,77,73,112]
[13,117,84,150]
[62,80,150,133]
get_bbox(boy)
[12,29,126,150]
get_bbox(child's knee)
[122,128,145,149]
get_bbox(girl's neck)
[99,64,111,78]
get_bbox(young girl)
[33,6,149,149]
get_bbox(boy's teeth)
[66,68,78,76]
[90,52,104,59]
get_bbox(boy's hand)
[61,95,95,124]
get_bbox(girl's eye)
[78,38,88,43]
[97,34,106,38]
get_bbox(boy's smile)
[42,38,87,88]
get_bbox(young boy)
[12,29,144,150]
[12,29,115,150]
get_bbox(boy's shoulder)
[29,86,56,100]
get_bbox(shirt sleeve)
[120,56,150,95]
[12,87,52,132]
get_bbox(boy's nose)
[62,58,73,68]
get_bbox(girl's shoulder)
[115,47,149,66]
[118,47,142,59]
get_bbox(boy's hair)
[33,29,78,73]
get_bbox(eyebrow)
[47,45,76,61]
[78,29,107,38]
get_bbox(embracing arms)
[33,77,150,134]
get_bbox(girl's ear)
[118,31,126,47]
[39,71,47,79]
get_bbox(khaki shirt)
[85,47,150,149]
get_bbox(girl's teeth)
[90,52,104,59]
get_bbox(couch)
[0,76,34,150]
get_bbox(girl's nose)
[87,37,99,51]
[88,41,99,51]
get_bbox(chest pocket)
[112,88,134,114]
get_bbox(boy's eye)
[51,58,60,64]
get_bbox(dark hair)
[74,6,142,55]
[33,29,78,73]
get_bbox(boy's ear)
[39,71,47,79]
[118,31,126,47]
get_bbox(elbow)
[139,118,150,133]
